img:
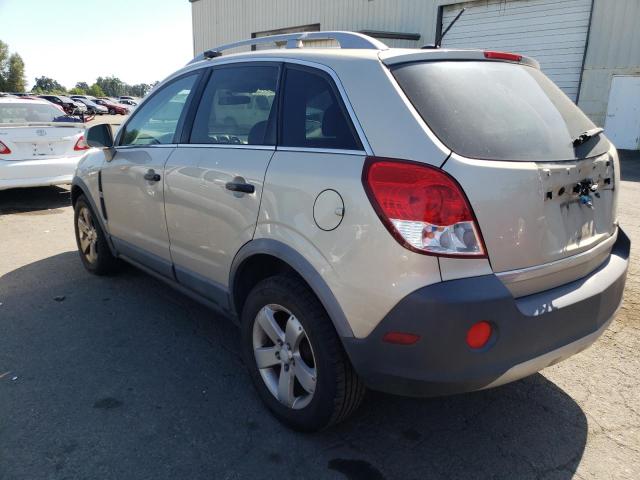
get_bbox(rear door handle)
[144,169,161,182]
[225,181,255,194]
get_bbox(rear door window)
[280,65,362,151]
[189,64,279,145]
[392,61,609,161]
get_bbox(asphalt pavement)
[0,152,639,480]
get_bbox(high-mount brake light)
[74,135,90,151]
[484,51,523,62]
[0,141,11,154]
[362,157,486,257]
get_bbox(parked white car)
[0,98,90,190]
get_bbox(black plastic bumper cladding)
[343,228,630,397]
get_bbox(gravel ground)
[0,151,638,480]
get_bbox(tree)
[33,76,66,93]
[5,53,26,92]
[96,76,126,97]
[68,87,86,95]
[87,83,105,97]
[75,81,89,92]
[130,83,151,97]
[0,40,9,91]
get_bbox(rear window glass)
[0,103,67,124]
[392,61,609,161]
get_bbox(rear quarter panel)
[256,150,442,338]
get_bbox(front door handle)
[144,169,161,182]
[225,181,255,194]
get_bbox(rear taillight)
[74,135,90,151]
[0,141,11,154]
[484,50,522,62]
[362,157,486,257]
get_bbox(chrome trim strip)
[177,143,275,151]
[496,229,618,285]
[115,144,177,150]
[276,146,366,156]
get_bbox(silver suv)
[73,31,630,431]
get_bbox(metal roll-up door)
[441,0,592,101]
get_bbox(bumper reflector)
[466,321,492,349]
[383,332,420,345]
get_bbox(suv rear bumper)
[343,228,629,397]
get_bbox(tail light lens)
[0,141,11,154]
[74,135,90,151]
[363,157,486,257]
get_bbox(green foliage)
[95,77,153,98]
[87,83,105,98]
[0,40,12,91]
[130,83,152,97]
[68,87,86,95]
[96,76,126,97]
[6,53,26,92]
[75,81,89,92]
[33,76,66,93]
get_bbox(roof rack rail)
[188,31,388,65]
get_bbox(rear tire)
[74,195,119,275]
[241,274,365,431]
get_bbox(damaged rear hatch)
[387,53,617,296]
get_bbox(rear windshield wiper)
[572,127,604,148]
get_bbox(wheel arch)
[229,239,354,339]
[71,177,116,256]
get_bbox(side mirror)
[86,123,115,148]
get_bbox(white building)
[190,0,640,149]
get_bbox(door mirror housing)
[86,123,115,148]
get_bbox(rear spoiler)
[379,49,540,69]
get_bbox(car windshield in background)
[0,102,68,124]
[392,61,610,161]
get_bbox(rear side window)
[280,66,362,151]
[392,61,609,161]
[190,65,279,145]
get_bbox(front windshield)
[0,102,68,124]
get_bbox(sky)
[0,0,193,90]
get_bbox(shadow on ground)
[619,149,640,182]
[0,186,71,215]
[0,252,588,479]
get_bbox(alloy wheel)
[77,206,98,264]
[252,304,317,409]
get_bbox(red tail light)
[74,135,90,151]
[0,141,11,154]
[484,51,522,62]
[362,157,486,257]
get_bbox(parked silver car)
[70,96,108,115]
[72,31,629,431]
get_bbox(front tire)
[241,274,365,431]
[74,195,119,275]
[108,108,115,115]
